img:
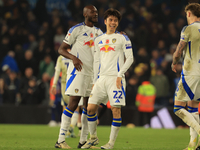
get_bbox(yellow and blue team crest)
[75,89,79,93]
[95,33,98,37]
[90,94,93,97]
[112,38,116,43]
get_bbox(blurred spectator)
[157,3,173,29]
[38,54,54,79]
[21,76,39,105]
[134,23,148,49]
[34,38,46,65]
[156,40,167,57]
[14,44,24,66]
[25,34,38,51]
[166,23,179,46]
[126,75,139,106]
[8,27,18,50]
[38,22,53,47]
[164,44,177,62]
[67,0,84,22]
[1,51,19,73]
[54,26,65,47]
[26,11,39,34]
[135,79,156,127]
[18,50,37,76]
[3,71,20,105]
[37,73,51,106]
[135,47,150,65]
[0,37,10,62]
[0,24,9,38]
[175,18,186,34]
[19,67,34,100]
[150,67,169,107]
[1,64,11,80]
[148,21,163,50]
[151,49,163,67]
[33,0,48,24]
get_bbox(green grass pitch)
[0,124,190,150]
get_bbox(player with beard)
[55,5,103,149]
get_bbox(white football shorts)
[88,76,126,106]
[65,74,93,97]
[175,75,200,102]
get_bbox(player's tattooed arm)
[172,40,187,65]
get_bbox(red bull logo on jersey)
[83,40,94,47]
[100,45,115,53]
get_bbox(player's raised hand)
[116,77,122,89]
[72,56,83,71]
[120,31,126,35]
[171,63,177,73]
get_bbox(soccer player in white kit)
[81,8,134,149]
[172,3,200,150]
[55,5,103,149]
[51,55,80,137]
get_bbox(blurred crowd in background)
[0,0,196,108]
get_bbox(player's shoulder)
[57,55,62,61]
[94,26,102,32]
[94,32,105,41]
[181,25,188,33]
[68,22,85,33]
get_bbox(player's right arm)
[171,26,188,72]
[58,26,83,71]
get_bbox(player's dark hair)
[103,8,121,22]
[185,3,200,18]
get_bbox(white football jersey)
[93,32,134,83]
[53,55,70,84]
[63,22,103,76]
[180,22,200,76]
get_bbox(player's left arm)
[116,36,134,88]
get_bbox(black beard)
[88,17,98,24]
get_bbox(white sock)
[87,113,98,138]
[109,125,120,146]
[58,107,74,143]
[79,112,88,144]
[175,109,200,134]
[108,118,122,146]
[189,111,199,146]
[71,111,79,128]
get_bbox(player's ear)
[83,12,87,18]
[104,19,107,25]
[188,11,191,17]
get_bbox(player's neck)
[84,20,94,27]
[188,17,199,25]
[106,30,115,35]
